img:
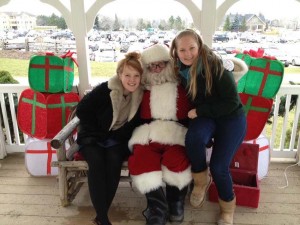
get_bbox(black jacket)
[76,75,143,145]
[180,67,244,119]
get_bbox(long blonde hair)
[170,29,224,100]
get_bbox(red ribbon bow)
[60,50,79,67]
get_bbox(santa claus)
[128,44,192,225]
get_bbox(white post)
[41,0,92,98]
[70,0,92,98]
[201,0,217,47]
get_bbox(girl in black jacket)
[76,52,144,225]
[170,29,247,225]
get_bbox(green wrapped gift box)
[236,55,284,99]
[28,52,76,93]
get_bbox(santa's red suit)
[128,80,192,194]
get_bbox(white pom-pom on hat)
[141,44,170,65]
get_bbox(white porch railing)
[1,83,300,162]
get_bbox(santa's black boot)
[142,187,169,225]
[166,185,188,223]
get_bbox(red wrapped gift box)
[25,137,58,176]
[208,143,260,208]
[17,89,49,139]
[46,93,79,138]
[244,134,270,180]
[205,133,269,180]
[239,93,273,141]
[28,52,76,93]
[17,89,79,139]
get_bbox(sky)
[227,0,300,20]
[0,0,300,21]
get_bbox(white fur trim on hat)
[141,44,170,65]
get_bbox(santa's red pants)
[128,142,190,175]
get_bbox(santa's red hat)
[141,44,170,65]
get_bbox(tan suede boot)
[217,197,236,225]
[189,169,212,208]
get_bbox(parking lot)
[1,30,300,66]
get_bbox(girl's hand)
[188,109,197,119]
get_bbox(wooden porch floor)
[0,152,300,225]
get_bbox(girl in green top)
[170,29,247,225]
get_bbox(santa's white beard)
[142,64,177,90]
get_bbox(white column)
[70,0,92,98]
[201,0,217,47]
[41,0,92,97]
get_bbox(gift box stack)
[17,51,80,176]
[208,49,284,208]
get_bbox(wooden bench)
[50,112,131,207]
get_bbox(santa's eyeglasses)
[147,61,169,70]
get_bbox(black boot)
[143,187,169,225]
[166,185,188,223]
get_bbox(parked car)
[224,46,240,54]
[289,54,300,66]
[248,34,262,43]
[213,34,229,42]
[90,48,117,62]
[264,48,290,67]
[98,40,114,52]
[239,32,251,42]
[120,41,130,53]
[213,49,228,59]
[88,42,99,51]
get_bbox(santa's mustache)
[142,64,177,88]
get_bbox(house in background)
[224,13,266,32]
[0,12,36,31]
[244,14,266,32]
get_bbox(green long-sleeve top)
[179,64,244,119]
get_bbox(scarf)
[177,58,203,83]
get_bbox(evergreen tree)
[231,13,240,32]
[112,14,121,31]
[47,14,66,29]
[99,16,113,31]
[145,21,152,30]
[94,15,100,30]
[57,17,67,29]
[136,18,146,31]
[240,17,247,32]
[168,16,175,29]
[36,15,48,26]
[223,15,231,31]
[174,16,183,30]
[158,19,168,30]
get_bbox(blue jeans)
[185,112,246,201]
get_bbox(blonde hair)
[170,29,224,100]
[116,51,143,76]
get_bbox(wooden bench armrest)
[51,116,80,161]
